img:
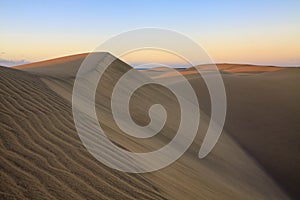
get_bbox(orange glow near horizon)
[1,34,299,67]
[1,29,299,67]
[119,49,191,67]
[1,39,299,67]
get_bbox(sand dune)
[0,66,166,200]
[0,53,295,199]
[143,63,284,79]
[14,53,88,69]
[155,66,300,199]
[217,68,300,199]
[192,64,284,73]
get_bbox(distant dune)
[193,63,284,73]
[0,53,297,199]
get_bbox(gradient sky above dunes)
[1,0,300,66]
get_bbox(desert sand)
[0,53,298,199]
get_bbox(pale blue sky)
[1,0,299,66]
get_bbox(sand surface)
[0,53,297,199]
[153,65,300,199]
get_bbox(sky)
[1,0,300,67]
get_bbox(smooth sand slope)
[153,65,300,199]
[0,53,293,199]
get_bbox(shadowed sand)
[0,53,296,199]
[152,65,300,199]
